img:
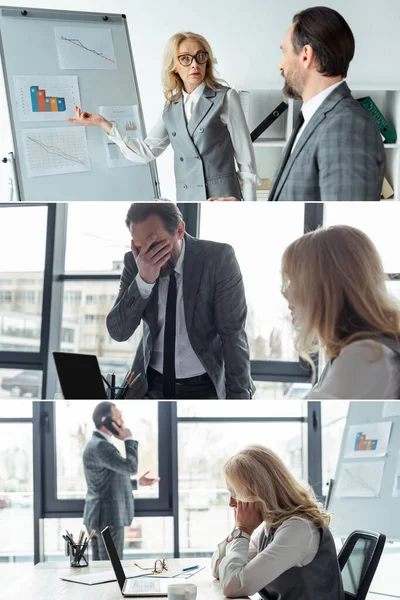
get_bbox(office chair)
[338,530,386,600]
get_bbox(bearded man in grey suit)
[106,203,254,400]
[268,6,386,201]
[83,402,158,560]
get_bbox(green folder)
[357,96,397,144]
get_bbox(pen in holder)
[68,541,89,567]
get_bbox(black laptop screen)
[53,352,107,399]
[101,526,126,591]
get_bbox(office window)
[0,399,32,418]
[0,423,34,562]
[64,203,131,273]
[62,280,140,375]
[63,291,82,305]
[0,369,42,399]
[324,203,400,273]
[0,206,47,353]
[55,401,159,501]
[178,400,304,418]
[0,291,12,303]
[43,516,174,561]
[178,420,303,555]
[200,203,304,361]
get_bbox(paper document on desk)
[151,566,205,579]
[60,566,144,585]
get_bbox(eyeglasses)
[177,52,208,67]
[134,558,168,574]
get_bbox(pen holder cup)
[69,543,89,567]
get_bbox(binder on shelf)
[251,101,289,142]
[357,96,397,144]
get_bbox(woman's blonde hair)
[282,225,400,369]
[224,445,330,529]
[162,32,223,105]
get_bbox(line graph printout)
[22,127,91,177]
[336,461,385,498]
[14,76,81,122]
[54,27,117,70]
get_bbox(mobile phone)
[103,416,119,436]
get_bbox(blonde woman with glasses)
[69,32,258,202]
[282,225,400,399]
[212,445,344,599]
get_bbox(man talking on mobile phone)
[82,401,159,560]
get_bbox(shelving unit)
[239,84,400,200]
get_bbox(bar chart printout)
[344,422,392,459]
[14,76,81,122]
[22,127,91,177]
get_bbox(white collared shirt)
[135,238,206,378]
[95,429,135,443]
[291,80,345,152]
[107,84,259,201]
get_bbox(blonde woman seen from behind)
[212,445,344,599]
[282,225,400,399]
[69,32,258,202]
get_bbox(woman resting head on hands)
[212,445,344,599]
[282,225,400,399]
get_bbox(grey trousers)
[91,525,125,560]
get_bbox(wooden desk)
[1,561,395,599]
[1,558,249,599]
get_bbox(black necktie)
[269,110,305,201]
[162,271,177,399]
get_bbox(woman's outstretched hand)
[68,105,112,134]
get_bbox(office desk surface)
[2,558,250,600]
[1,560,396,600]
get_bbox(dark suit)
[269,82,386,201]
[106,233,254,399]
[82,431,138,559]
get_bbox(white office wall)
[1,0,399,200]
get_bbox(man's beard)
[159,258,176,277]
[282,71,303,100]
[159,246,180,277]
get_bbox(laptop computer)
[101,527,169,597]
[53,352,107,399]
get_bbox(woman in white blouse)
[282,225,400,399]
[69,32,258,202]
[212,445,344,599]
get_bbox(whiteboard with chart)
[0,7,158,201]
[329,402,400,541]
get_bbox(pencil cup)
[167,583,197,600]
[69,543,89,567]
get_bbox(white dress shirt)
[211,518,320,598]
[291,80,345,152]
[135,238,206,378]
[107,83,260,201]
[95,429,135,443]
[306,339,400,399]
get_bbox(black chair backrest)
[338,530,386,600]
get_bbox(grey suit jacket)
[82,432,138,530]
[269,82,386,201]
[106,233,254,399]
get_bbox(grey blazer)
[106,233,254,399]
[82,432,138,530]
[269,82,386,201]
